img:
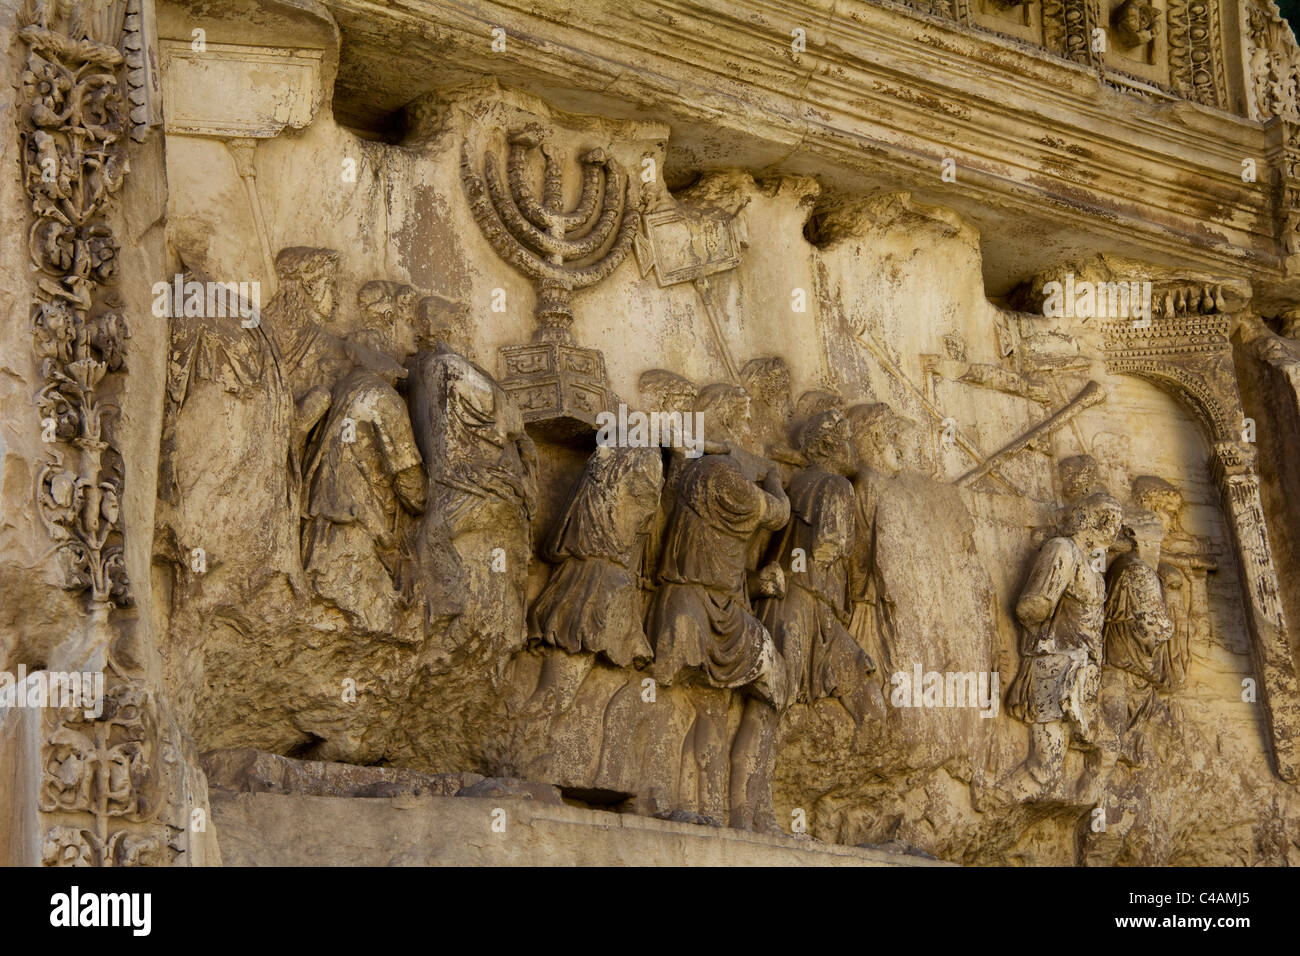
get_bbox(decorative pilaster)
[1244,0,1300,121]
[1274,120,1300,262]
[10,0,216,866]
[1208,441,1300,779]
[39,681,214,866]
[18,0,133,623]
[1166,0,1226,107]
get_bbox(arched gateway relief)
[1104,288,1300,781]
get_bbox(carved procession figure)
[637,368,701,581]
[646,382,790,822]
[157,247,352,599]
[407,343,538,664]
[1131,475,1207,691]
[846,402,908,673]
[1004,490,1124,798]
[528,444,664,699]
[299,282,429,635]
[731,407,883,832]
[1098,508,1175,772]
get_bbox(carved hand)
[753,561,786,599]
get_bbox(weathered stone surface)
[201,748,483,798]
[209,791,947,866]
[5,0,1300,868]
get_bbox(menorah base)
[499,342,613,441]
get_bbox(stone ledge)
[208,789,948,866]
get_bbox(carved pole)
[956,380,1106,487]
[227,138,278,295]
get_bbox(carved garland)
[18,0,132,610]
[1163,0,1226,108]
[12,0,193,867]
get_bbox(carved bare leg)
[523,648,593,715]
[729,696,780,832]
[1025,721,1068,793]
[692,687,729,825]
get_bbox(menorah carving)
[462,127,640,434]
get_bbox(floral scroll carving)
[18,0,135,610]
[40,682,173,867]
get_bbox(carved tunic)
[161,314,300,590]
[647,454,789,693]
[1101,550,1177,741]
[300,368,425,630]
[1151,562,1191,690]
[1104,551,1174,683]
[407,347,537,641]
[272,321,352,402]
[1008,536,1106,729]
[530,446,662,668]
[757,465,864,705]
[848,467,896,672]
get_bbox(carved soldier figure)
[1004,491,1124,798]
[299,282,428,635]
[407,344,538,662]
[1131,475,1206,691]
[731,407,884,831]
[646,382,790,821]
[529,444,664,670]
[847,402,906,673]
[1098,509,1175,771]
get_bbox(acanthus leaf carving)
[18,0,134,611]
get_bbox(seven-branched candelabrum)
[19,0,137,611]
[461,126,642,344]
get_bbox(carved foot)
[653,808,724,828]
[974,762,1054,810]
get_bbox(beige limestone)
[5,0,1300,867]
[209,790,946,866]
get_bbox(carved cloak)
[647,454,787,694]
[529,446,662,668]
[1007,535,1105,730]
[756,465,862,705]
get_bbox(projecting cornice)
[316,0,1296,305]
